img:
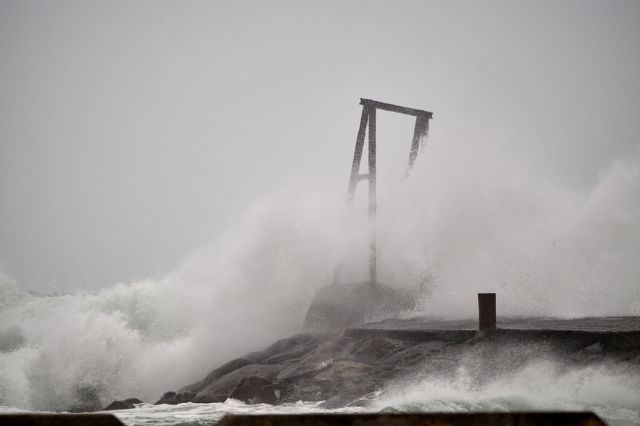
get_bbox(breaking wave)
[378,358,640,426]
[1,140,639,411]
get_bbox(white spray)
[0,138,638,410]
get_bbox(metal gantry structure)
[346,98,433,285]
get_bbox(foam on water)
[377,358,640,426]
[3,359,639,426]
[107,354,640,426]
[112,401,364,426]
[0,400,366,426]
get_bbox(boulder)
[303,282,416,331]
[199,358,252,388]
[228,376,278,404]
[276,357,334,381]
[179,358,251,395]
[103,400,135,410]
[313,360,372,382]
[244,334,323,364]
[583,342,604,354]
[320,383,377,409]
[193,364,284,403]
[350,337,405,363]
[156,357,253,404]
[155,391,194,405]
[277,359,376,404]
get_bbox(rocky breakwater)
[155,332,387,408]
[153,326,640,409]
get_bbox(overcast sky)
[1,0,639,291]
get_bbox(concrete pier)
[218,413,606,426]
[0,414,124,426]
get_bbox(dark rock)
[583,342,604,354]
[275,336,358,381]
[193,364,284,403]
[244,334,323,364]
[158,319,640,408]
[303,282,416,331]
[313,360,372,382]
[228,376,277,404]
[155,391,194,405]
[264,342,318,365]
[350,337,405,363]
[179,358,252,395]
[104,397,143,409]
[277,377,326,403]
[379,340,447,370]
[103,400,134,411]
[277,358,377,404]
[320,383,377,409]
[313,360,376,404]
[200,358,252,387]
[571,341,606,362]
[276,356,334,381]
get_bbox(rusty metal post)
[478,293,496,331]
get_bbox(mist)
[1,0,640,415]
[377,344,640,425]
[1,134,639,409]
[1,0,640,291]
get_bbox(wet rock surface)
[103,398,144,410]
[103,400,135,411]
[156,325,640,408]
[193,364,284,403]
[155,391,194,405]
[228,376,278,404]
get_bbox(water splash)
[377,357,640,426]
[1,141,639,411]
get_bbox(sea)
[2,317,639,426]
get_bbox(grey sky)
[1,0,639,291]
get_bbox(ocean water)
[1,145,639,423]
[109,365,640,426]
[2,316,639,426]
[3,382,639,426]
[1,401,366,426]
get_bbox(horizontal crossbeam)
[360,98,433,119]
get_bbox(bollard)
[478,293,496,331]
